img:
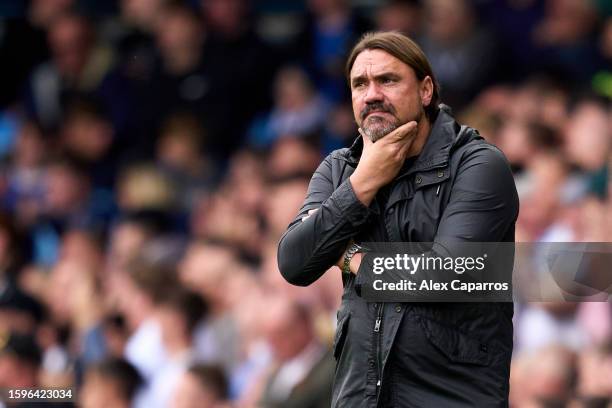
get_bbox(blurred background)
[0,0,610,407]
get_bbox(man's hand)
[301,209,318,222]
[349,121,418,206]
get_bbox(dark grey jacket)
[277,106,519,408]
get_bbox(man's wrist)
[349,172,380,207]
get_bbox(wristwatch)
[342,243,362,275]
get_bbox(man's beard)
[360,101,424,142]
[362,116,400,142]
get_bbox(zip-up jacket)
[277,105,519,407]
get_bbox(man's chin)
[362,123,398,142]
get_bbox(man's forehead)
[350,49,408,78]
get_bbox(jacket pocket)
[333,310,351,361]
[417,316,491,366]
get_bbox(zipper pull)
[374,317,381,332]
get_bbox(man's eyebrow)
[375,72,401,80]
[351,71,401,85]
[351,74,367,85]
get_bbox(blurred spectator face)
[308,0,346,16]
[264,178,309,237]
[80,359,141,408]
[157,7,204,73]
[48,14,92,78]
[424,0,473,43]
[157,115,204,174]
[0,334,41,388]
[521,346,576,403]
[376,1,421,35]
[172,370,225,408]
[275,67,315,111]
[601,17,612,59]
[108,221,150,269]
[577,346,612,397]
[266,138,320,178]
[563,101,610,171]
[497,121,534,167]
[121,0,165,30]
[59,229,103,268]
[0,353,38,387]
[81,371,130,408]
[158,133,198,171]
[62,108,114,162]
[113,272,153,331]
[201,0,245,36]
[155,289,205,353]
[45,259,96,326]
[262,297,313,362]
[534,0,596,46]
[29,0,74,28]
[179,243,234,308]
[44,162,88,215]
[14,122,45,168]
[350,49,434,142]
[0,309,37,336]
[518,153,566,239]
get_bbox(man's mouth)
[366,111,391,118]
[361,103,396,121]
[364,111,395,123]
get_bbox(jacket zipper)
[374,303,384,392]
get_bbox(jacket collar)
[344,104,466,177]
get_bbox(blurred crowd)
[0,0,610,407]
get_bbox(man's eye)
[381,77,395,84]
[353,82,366,88]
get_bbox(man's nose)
[364,82,384,103]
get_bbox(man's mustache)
[360,102,396,121]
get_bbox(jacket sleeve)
[277,154,371,286]
[435,143,519,243]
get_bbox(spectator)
[257,295,334,408]
[139,287,207,408]
[172,364,230,408]
[1,121,47,229]
[292,0,371,103]
[156,112,218,210]
[0,332,41,388]
[375,0,422,36]
[24,12,130,134]
[116,260,175,381]
[80,357,143,408]
[419,0,501,108]
[249,66,329,148]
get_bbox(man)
[277,32,518,407]
[258,295,334,408]
[172,363,230,408]
[80,358,143,408]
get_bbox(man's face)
[350,49,431,142]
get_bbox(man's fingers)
[358,128,373,148]
[388,121,418,141]
[301,208,318,222]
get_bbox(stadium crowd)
[0,0,610,407]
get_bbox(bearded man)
[277,32,518,408]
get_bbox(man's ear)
[420,76,433,107]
